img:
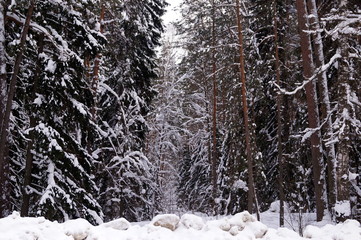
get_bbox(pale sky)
[163,0,182,25]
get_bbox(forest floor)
[0,208,360,240]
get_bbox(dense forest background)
[0,0,360,226]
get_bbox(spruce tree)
[2,0,105,223]
[96,0,167,221]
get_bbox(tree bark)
[306,0,337,218]
[335,33,351,223]
[295,0,325,221]
[90,3,105,121]
[0,0,6,135]
[211,0,218,214]
[20,33,44,217]
[273,0,285,227]
[0,0,35,217]
[235,0,257,218]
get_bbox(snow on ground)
[0,210,360,240]
[260,200,333,232]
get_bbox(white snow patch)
[0,211,360,240]
[180,214,204,230]
[232,179,248,191]
[70,98,87,115]
[33,94,44,106]
[268,200,290,213]
[303,220,360,240]
[62,218,92,240]
[45,59,57,73]
[100,218,130,230]
[151,214,180,231]
[349,171,358,181]
[335,200,351,217]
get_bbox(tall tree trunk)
[306,0,337,218]
[0,0,35,217]
[211,0,218,214]
[20,34,44,217]
[235,0,258,218]
[220,82,226,127]
[335,33,351,223]
[295,0,325,221]
[90,3,105,121]
[273,0,285,227]
[0,1,6,216]
[0,0,6,134]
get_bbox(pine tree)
[306,0,337,217]
[295,0,325,221]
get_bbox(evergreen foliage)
[0,0,167,223]
[95,0,167,222]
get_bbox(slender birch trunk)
[0,0,35,216]
[295,0,325,221]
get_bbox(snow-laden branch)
[322,13,361,40]
[273,53,341,95]
[6,12,101,64]
[205,63,239,80]
[291,105,337,143]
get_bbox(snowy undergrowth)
[0,211,360,240]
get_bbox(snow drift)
[0,211,360,240]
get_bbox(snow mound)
[62,219,92,240]
[180,214,204,230]
[100,218,130,230]
[0,212,70,240]
[303,219,361,240]
[264,228,304,240]
[0,211,360,240]
[151,214,180,231]
[207,211,267,238]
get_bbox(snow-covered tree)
[321,1,361,222]
[22,0,104,223]
[146,36,184,213]
[0,0,106,223]
[96,0,167,221]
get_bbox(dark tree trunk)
[306,0,337,218]
[295,0,325,221]
[335,34,351,223]
[211,0,218,214]
[235,0,258,220]
[90,3,105,121]
[273,0,285,227]
[0,0,6,138]
[0,0,35,217]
